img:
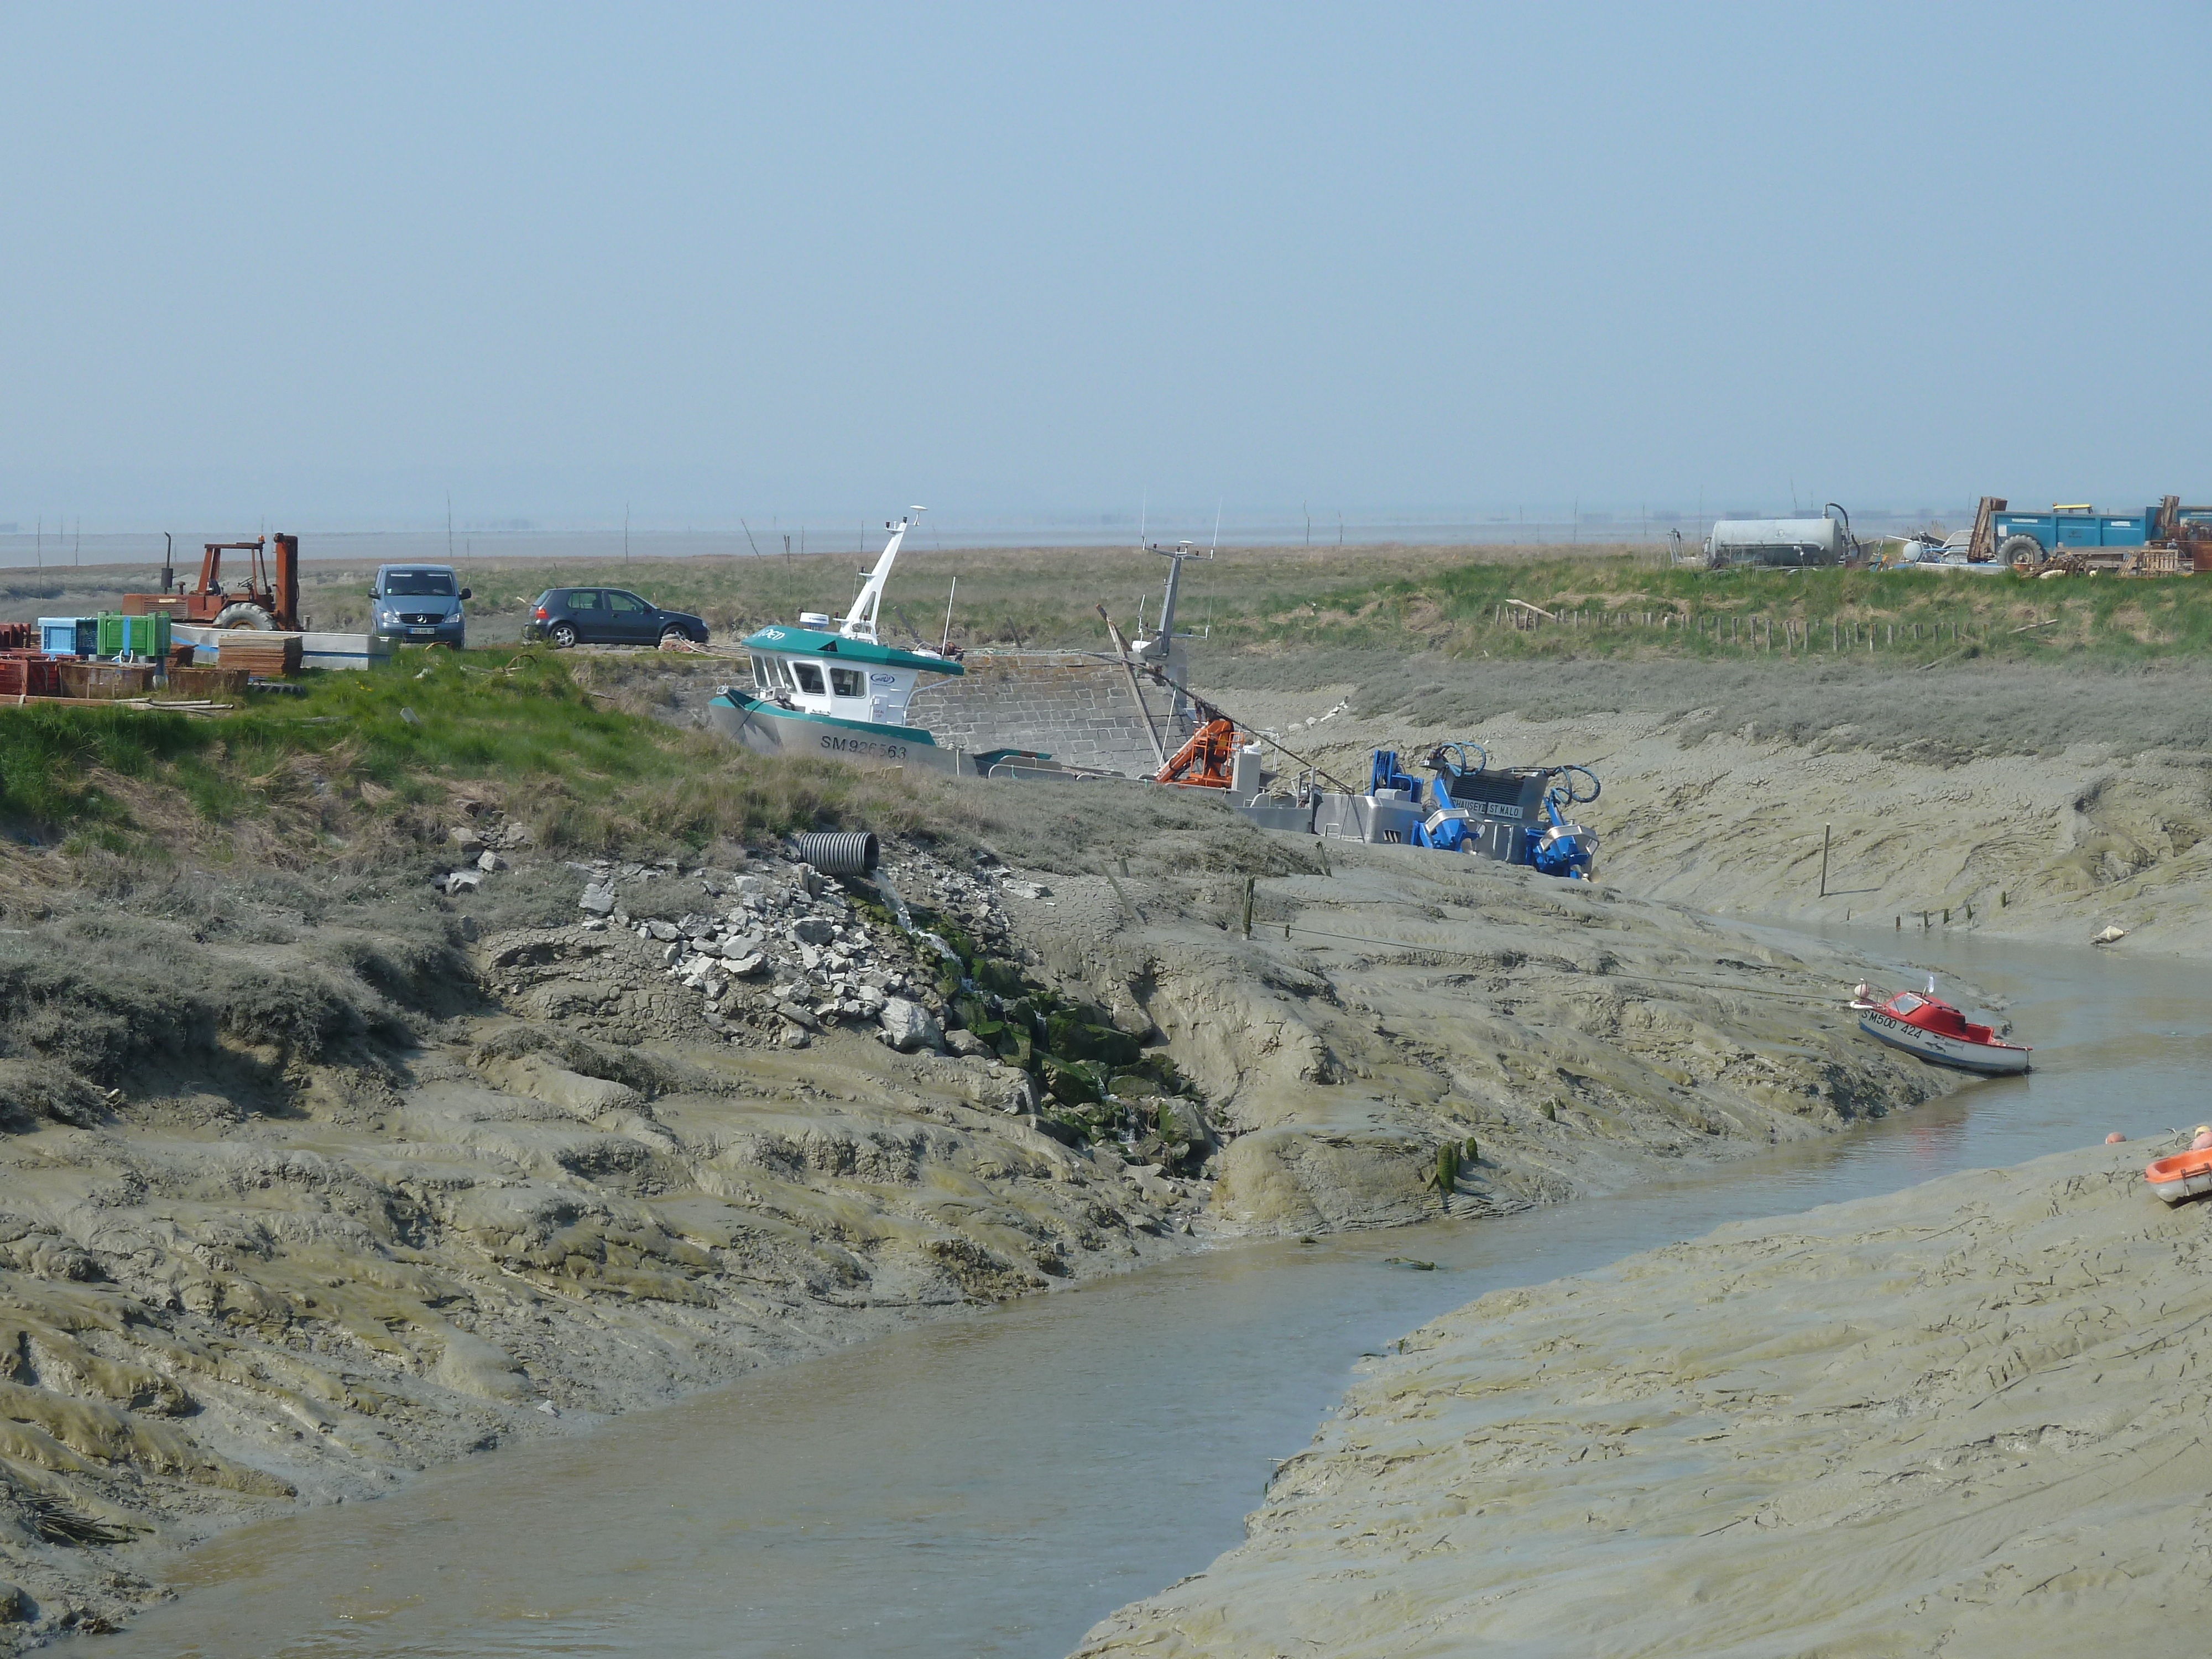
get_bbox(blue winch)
[1233,742,1600,879]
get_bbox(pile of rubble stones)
[565,847,1021,1056]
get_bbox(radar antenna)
[1130,500,1218,716]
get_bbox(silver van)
[370,565,471,648]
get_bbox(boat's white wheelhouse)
[749,649,922,728]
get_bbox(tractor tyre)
[1999,534,2044,572]
[213,603,275,629]
[549,622,578,649]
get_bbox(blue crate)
[37,617,95,658]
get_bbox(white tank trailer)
[1702,505,1857,568]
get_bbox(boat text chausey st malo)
[1850,980,2031,1076]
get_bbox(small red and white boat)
[1850,980,2030,1076]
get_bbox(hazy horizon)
[5,4,2205,533]
[0,498,2022,574]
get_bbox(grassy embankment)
[0,651,933,861]
[0,647,1297,881]
[292,541,1489,649]
[284,543,2212,666]
[1213,553,2212,666]
[324,545,2212,758]
[29,542,2208,665]
[0,645,1298,1162]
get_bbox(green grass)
[0,647,1315,877]
[0,649,935,857]
[1209,554,2212,666]
[289,542,2212,668]
[0,701,218,832]
[293,541,1495,650]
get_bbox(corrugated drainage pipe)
[791,830,879,876]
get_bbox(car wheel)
[659,627,688,650]
[549,622,578,649]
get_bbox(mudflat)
[1076,1140,2209,1658]
[0,740,1943,1646]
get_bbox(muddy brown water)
[79,930,2202,1658]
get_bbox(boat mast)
[839,507,925,643]
[1137,509,1216,709]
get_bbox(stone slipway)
[1073,1140,2212,1658]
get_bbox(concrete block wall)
[907,651,1194,776]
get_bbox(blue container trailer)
[1969,497,2212,573]
[1992,506,2151,563]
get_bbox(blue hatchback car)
[524,587,709,649]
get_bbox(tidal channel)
[80,929,2203,1658]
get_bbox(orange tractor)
[122,534,302,630]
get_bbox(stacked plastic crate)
[0,620,58,695]
[37,617,96,657]
[96,613,172,660]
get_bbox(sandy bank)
[0,776,1951,1645]
[1218,674,2212,959]
[1001,835,1951,1237]
[1075,1137,2212,1657]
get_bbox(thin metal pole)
[1099,606,1168,769]
[1819,823,1830,897]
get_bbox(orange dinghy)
[2144,1149,2212,1205]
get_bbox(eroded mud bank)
[0,792,1941,1645]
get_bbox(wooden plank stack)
[216,633,304,677]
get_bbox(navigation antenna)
[839,506,926,644]
[1132,502,1218,719]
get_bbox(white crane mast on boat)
[840,508,926,644]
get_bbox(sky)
[3,2,2207,534]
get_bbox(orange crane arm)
[1155,717,1238,787]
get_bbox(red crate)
[0,623,32,652]
[0,653,64,697]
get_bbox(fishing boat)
[1850,979,2030,1075]
[2144,1149,2212,1205]
[707,512,975,774]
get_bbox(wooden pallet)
[215,635,304,675]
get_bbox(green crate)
[95,612,171,659]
